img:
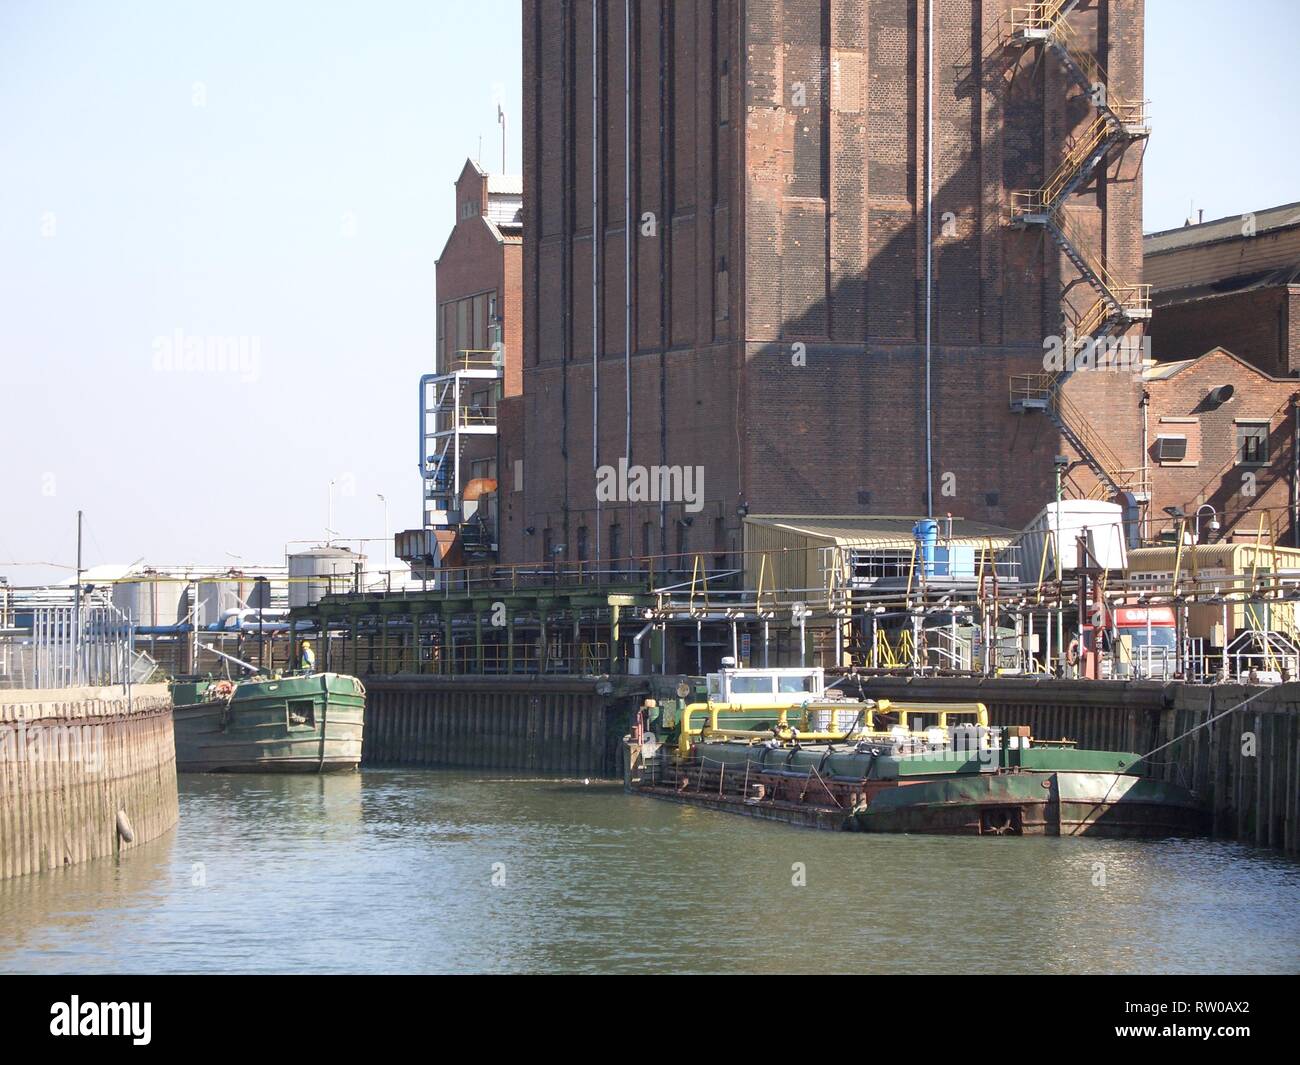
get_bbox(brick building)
[1145,202,1300,378]
[509,0,1150,570]
[1143,347,1299,546]
[419,161,523,564]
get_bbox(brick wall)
[1146,348,1299,544]
[434,161,523,536]
[516,0,1147,567]
[1149,286,1298,378]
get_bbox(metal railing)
[446,349,504,373]
[0,603,146,690]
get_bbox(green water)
[1,770,1298,974]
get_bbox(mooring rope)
[1129,686,1275,773]
[1096,685,1278,807]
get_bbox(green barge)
[171,673,366,773]
[624,665,1208,838]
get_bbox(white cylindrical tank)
[196,575,271,623]
[111,576,189,628]
[288,548,362,608]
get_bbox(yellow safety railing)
[1009,115,1116,220]
[1011,374,1149,499]
[688,554,711,616]
[1009,0,1074,36]
[1049,16,1149,126]
[455,405,498,427]
[1055,210,1151,316]
[450,349,504,372]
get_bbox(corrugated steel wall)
[363,677,636,777]
[0,684,179,879]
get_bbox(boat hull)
[172,673,365,774]
[625,739,1209,840]
[850,771,1209,837]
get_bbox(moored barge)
[171,673,366,773]
[624,665,1207,838]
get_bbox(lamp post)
[1054,455,1069,675]
[376,494,390,572]
[1165,505,1188,676]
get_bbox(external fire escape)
[1005,0,1151,504]
[419,350,502,556]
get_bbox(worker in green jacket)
[299,640,316,674]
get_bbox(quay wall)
[363,676,646,778]
[0,684,179,880]
[863,677,1300,855]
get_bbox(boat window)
[729,676,775,696]
[287,700,315,728]
[777,675,816,693]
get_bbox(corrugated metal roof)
[1150,262,1300,306]
[1129,542,1300,574]
[1145,201,1300,256]
[744,515,1019,548]
[487,174,523,195]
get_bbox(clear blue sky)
[1,0,1295,585]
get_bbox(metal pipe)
[923,0,935,519]
[1140,390,1150,541]
[74,510,82,686]
[624,0,632,465]
[592,0,602,562]
[1293,396,1299,548]
[629,620,655,675]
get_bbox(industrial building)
[511,0,1151,570]
[363,2,1295,684]
[410,160,524,573]
[1145,201,1300,377]
[1142,347,1298,547]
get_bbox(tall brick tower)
[510,0,1148,569]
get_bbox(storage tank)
[197,575,271,626]
[912,520,939,577]
[288,548,362,608]
[112,574,189,628]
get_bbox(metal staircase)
[1006,1,1150,505]
[419,350,502,541]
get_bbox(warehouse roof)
[1145,201,1300,256]
[744,515,1019,548]
[487,174,523,195]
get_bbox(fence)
[0,604,150,690]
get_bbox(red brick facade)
[1148,286,1300,378]
[513,0,1147,567]
[433,161,523,543]
[1145,348,1299,545]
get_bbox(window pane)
[1237,424,1269,464]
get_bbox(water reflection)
[1,769,1297,974]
